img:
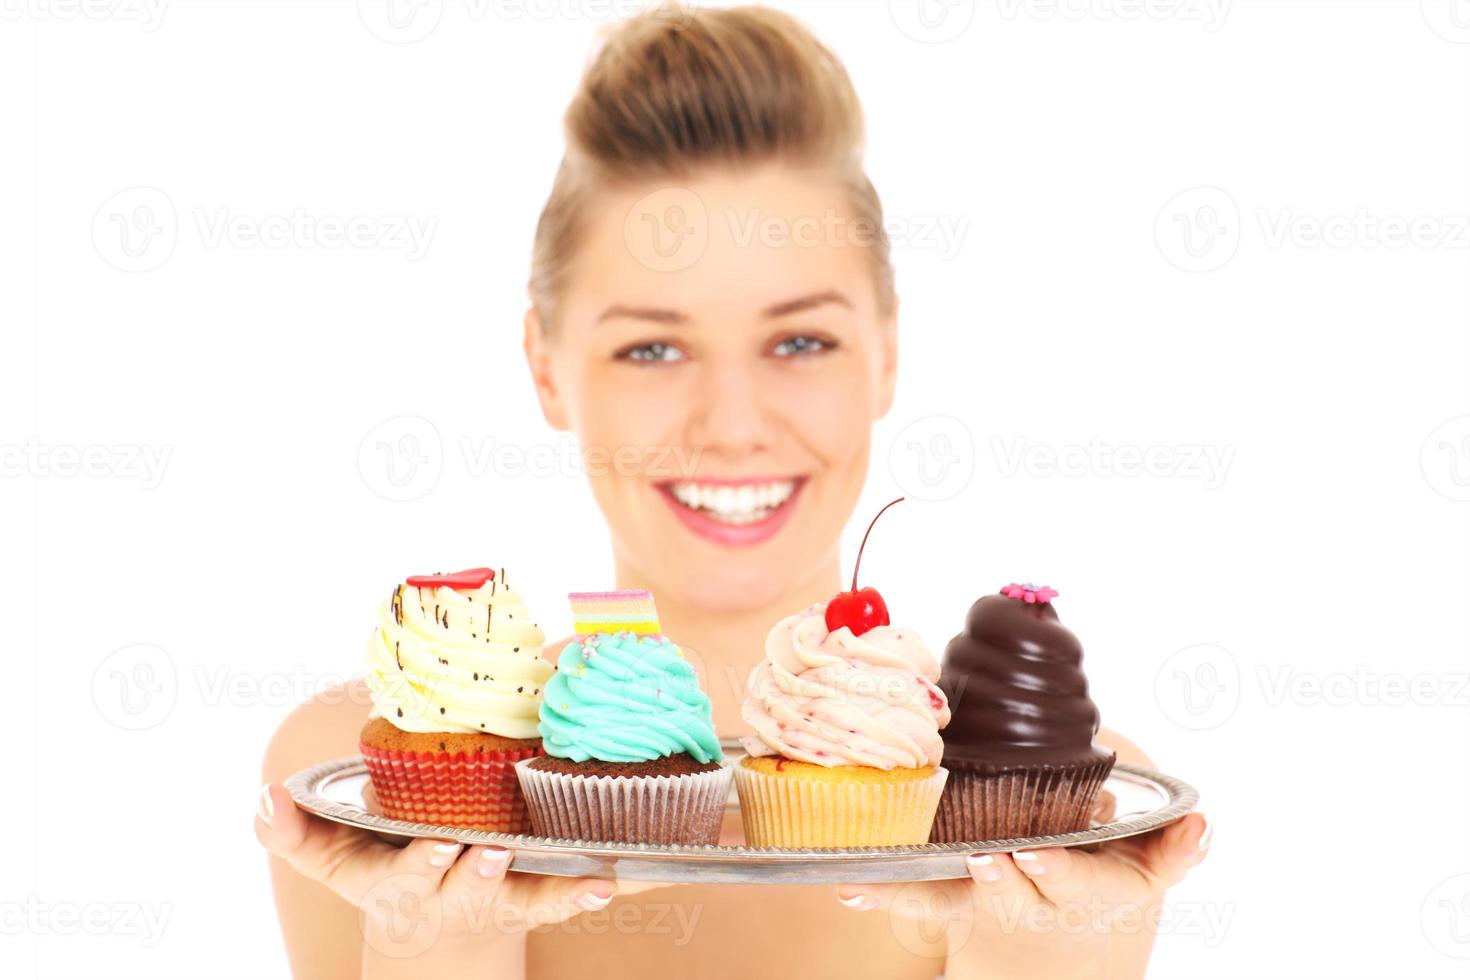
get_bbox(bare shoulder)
[260,679,374,980]
[1096,727,1154,768]
[262,677,373,784]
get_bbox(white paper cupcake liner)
[514,759,732,845]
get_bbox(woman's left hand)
[833,804,1211,980]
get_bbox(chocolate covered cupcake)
[930,584,1114,843]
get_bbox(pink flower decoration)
[1001,582,1059,604]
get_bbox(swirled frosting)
[365,573,552,738]
[938,593,1112,767]
[538,633,723,764]
[739,604,950,769]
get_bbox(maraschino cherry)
[824,497,904,635]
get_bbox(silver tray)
[286,749,1198,885]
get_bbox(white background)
[3,1,1468,977]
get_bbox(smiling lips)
[657,477,805,546]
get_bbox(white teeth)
[667,480,798,524]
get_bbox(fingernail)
[477,847,511,878]
[1197,816,1213,853]
[429,842,462,868]
[257,785,274,826]
[1013,851,1043,874]
[967,853,1002,883]
[577,890,612,911]
[837,893,873,910]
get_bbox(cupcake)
[515,591,730,845]
[360,566,552,833]
[735,499,950,848]
[735,600,951,847]
[930,583,1116,843]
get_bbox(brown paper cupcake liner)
[733,762,948,848]
[514,759,732,845]
[929,756,1115,843]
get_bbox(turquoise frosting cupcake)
[538,632,723,764]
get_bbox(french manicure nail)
[1013,850,1042,874]
[838,893,869,910]
[577,891,612,911]
[430,842,461,867]
[478,847,511,878]
[1197,817,1213,852]
[967,854,1002,883]
[258,785,274,826]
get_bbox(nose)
[687,360,773,458]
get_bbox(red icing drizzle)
[406,567,495,590]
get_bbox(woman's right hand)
[254,782,645,970]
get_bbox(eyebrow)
[596,290,852,326]
[761,290,852,319]
[597,304,690,326]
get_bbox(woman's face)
[525,166,896,612]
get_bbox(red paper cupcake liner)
[360,742,541,833]
[929,756,1115,843]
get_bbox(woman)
[255,7,1209,978]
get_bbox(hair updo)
[529,3,894,328]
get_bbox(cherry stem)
[851,497,905,592]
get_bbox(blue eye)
[619,342,686,363]
[771,335,833,357]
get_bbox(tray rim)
[285,755,1198,884]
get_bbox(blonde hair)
[529,3,893,327]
